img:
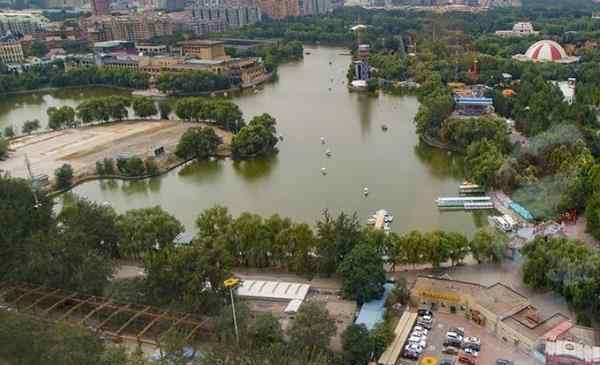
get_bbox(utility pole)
[24,153,41,208]
[224,277,241,344]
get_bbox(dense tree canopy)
[116,206,184,258]
[231,113,279,159]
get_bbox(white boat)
[321,167,327,175]
[325,149,332,157]
[320,137,325,144]
[363,187,369,196]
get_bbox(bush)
[22,119,41,134]
[95,160,105,175]
[4,126,14,138]
[145,158,159,176]
[158,99,172,119]
[116,157,129,174]
[103,158,115,175]
[126,157,146,176]
[55,163,74,189]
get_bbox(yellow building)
[412,275,572,354]
[0,41,24,64]
[178,40,228,61]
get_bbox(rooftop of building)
[502,306,569,341]
[412,275,484,301]
[94,40,135,48]
[179,40,225,47]
[475,283,528,317]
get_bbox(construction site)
[0,120,232,185]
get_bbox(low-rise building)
[0,40,24,64]
[495,22,539,37]
[178,40,228,60]
[412,275,577,354]
[66,52,269,88]
[0,11,50,35]
[136,44,168,56]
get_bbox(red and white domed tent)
[513,40,579,64]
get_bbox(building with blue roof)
[354,283,394,330]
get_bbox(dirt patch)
[0,120,233,184]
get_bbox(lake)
[2,46,486,235]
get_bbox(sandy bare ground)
[0,120,232,181]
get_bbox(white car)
[464,336,480,345]
[405,343,424,353]
[408,336,427,348]
[446,332,463,342]
[412,330,428,338]
[413,326,429,336]
[464,348,479,357]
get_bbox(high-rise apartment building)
[92,0,110,15]
[258,0,331,19]
[188,0,261,35]
[0,10,49,35]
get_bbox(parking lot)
[401,312,536,365]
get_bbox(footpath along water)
[1,46,486,235]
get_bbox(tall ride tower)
[351,23,370,85]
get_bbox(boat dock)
[436,196,494,210]
[459,181,484,194]
[367,209,393,232]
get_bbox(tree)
[132,97,157,119]
[446,231,470,266]
[338,243,386,302]
[287,302,336,361]
[423,230,451,269]
[145,158,159,175]
[195,205,233,242]
[175,126,223,160]
[465,139,505,188]
[55,163,74,190]
[586,192,600,240]
[144,244,230,312]
[30,41,47,58]
[159,99,173,119]
[342,324,372,365]
[4,125,15,138]
[316,210,364,276]
[22,119,40,134]
[0,176,54,279]
[0,135,7,159]
[126,157,146,176]
[230,114,279,159]
[156,327,191,365]
[116,206,184,258]
[58,196,119,258]
[10,227,114,295]
[47,106,76,130]
[248,313,284,350]
[470,227,507,264]
[0,311,129,365]
[385,277,410,307]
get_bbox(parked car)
[405,343,424,353]
[403,350,420,360]
[464,337,480,346]
[416,320,432,330]
[449,327,465,337]
[408,336,426,348]
[413,325,429,335]
[443,338,463,348]
[418,309,433,317]
[412,329,428,337]
[440,359,456,365]
[443,347,460,355]
[463,348,479,357]
[496,360,513,365]
[446,332,463,342]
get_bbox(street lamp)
[223,277,241,344]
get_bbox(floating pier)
[436,196,493,210]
